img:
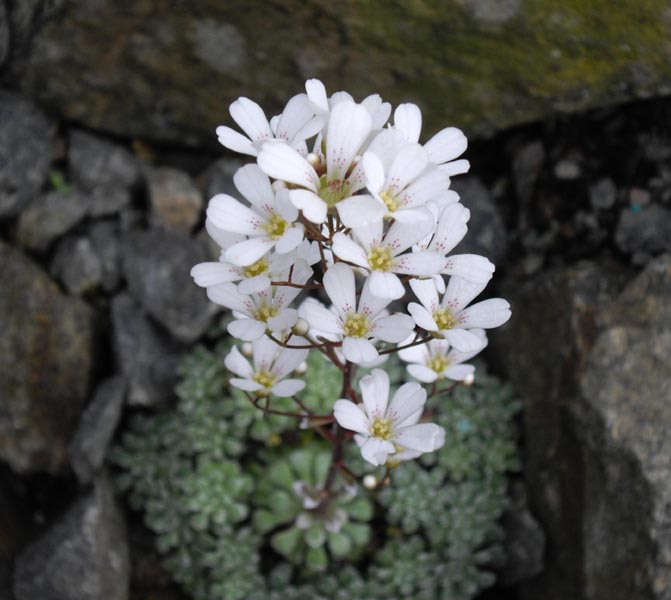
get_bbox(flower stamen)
[342,313,371,338]
[370,417,394,441]
[367,246,394,272]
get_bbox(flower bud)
[292,317,309,336]
[241,342,253,357]
[294,360,308,375]
[363,474,378,490]
[463,373,475,386]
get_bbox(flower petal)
[229,97,272,143]
[238,275,271,295]
[360,368,390,419]
[336,195,385,229]
[443,254,495,284]
[442,276,489,313]
[299,298,343,335]
[360,437,396,466]
[233,164,275,211]
[305,79,329,113]
[207,283,253,314]
[342,337,379,365]
[394,423,446,453]
[407,302,438,331]
[333,399,369,435]
[225,238,275,267]
[363,151,385,194]
[326,101,372,180]
[439,159,470,176]
[457,298,511,329]
[407,364,439,383]
[394,251,447,277]
[388,382,426,428]
[216,125,257,156]
[332,233,369,269]
[191,262,241,287]
[429,203,470,254]
[230,378,265,392]
[383,216,434,256]
[289,189,328,224]
[424,127,467,164]
[267,308,299,332]
[368,272,404,300]
[443,364,475,381]
[228,317,266,341]
[444,328,484,353]
[252,335,280,370]
[386,143,428,194]
[358,276,392,319]
[207,194,264,236]
[272,346,309,379]
[370,314,415,343]
[275,226,304,254]
[409,278,440,312]
[258,142,319,190]
[224,346,254,378]
[393,103,422,143]
[323,263,356,318]
[272,379,306,397]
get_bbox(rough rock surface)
[18,1,671,145]
[121,229,218,343]
[615,204,671,263]
[0,240,94,473]
[0,1,8,68]
[451,177,508,267]
[69,377,125,484]
[13,476,130,600]
[148,167,203,233]
[111,294,184,406]
[16,189,89,252]
[51,234,104,295]
[496,255,671,600]
[0,91,53,216]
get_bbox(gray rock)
[16,189,89,252]
[0,92,54,217]
[148,167,203,234]
[200,156,244,200]
[495,256,671,600]
[462,0,520,24]
[512,139,544,204]
[501,482,545,586]
[0,241,94,473]
[5,0,64,65]
[554,158,582,180]
[190,19,246,75]
[14,475,129,600]
[451,177,508,267]
[121,229,218,343]
[69,377,125,484]
[88,220,122,292]
[68,129,140,191]
[51,235,103,295]
[615,204,671,262]
[111,294,184,406]
[87,184,132,218]
[589,178,617,210]
[0,1,9,68]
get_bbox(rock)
[68,129,140,191]
[121,229,218,343]
[111,294,184,406]
[553,158,581,180]
[615,204,671,263]
[5,0,64,67]
[495,256,671,600]
[589,178,617,210]
[512,139,544,204]
[148,167,203,233]
[51,235,103,295]
[18,2,671,145]
[200,157,244,200]
[451,176,508,267]
[88,220,122,292]
[0,92,54,217]
[639,132,671,163]
[87,184,132,218]
[16,189,89,252]
[500,481,545,586]
[0,241,94,473]
[0,2,9,68]
[14,475,130,600]
[69,377,125,484]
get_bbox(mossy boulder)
[17,0,671,147]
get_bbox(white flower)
[398,329,488,383]
[298,263,414,365]
[416,203,496,288]
[207,260,312,341]
[216,93,324,157]
[225,335,308,397]
[206,164,304,267]
[362,141,451,223]
[305,79,391,130]
[257,100,384,226]
[333,369,445,466]
[407,276,511,352]
[331,217,447,299]
[392,103,470,176]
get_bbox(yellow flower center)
[342,313,370,338]
[243,257,269,278]
[379,189,399,212]
[367,246,394,272]
[318,175,349,206]
[427,354,450,374]
[433,308,454,331]
[252,369,276,395]
[263,212,288,240]
[370,417,393,441]
[253,303,278,323]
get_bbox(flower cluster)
[192,79,510,471]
